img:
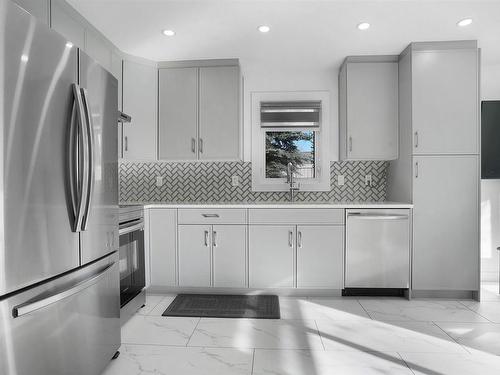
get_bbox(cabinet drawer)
[248,209,344,225]
[178,208,246,224]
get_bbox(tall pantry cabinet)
[388,41,480,296]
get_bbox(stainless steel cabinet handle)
[414,131,418,148]
[202,214,220,218]
[199,138,204,154]
[204,230,209,247]
[347,214,409,220]
[298,231,303,248]
[125,136,128,151]
[81,88,95,231]
[288,231,293,248]
[191,138,196,153]
[415,161,419,178]
[349,136,353,152]
[213,231,217,247]
[13,263,115,318]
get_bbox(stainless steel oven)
[119,206,146,308]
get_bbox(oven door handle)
[119,223,144,236]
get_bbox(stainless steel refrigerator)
[0,1,120,374]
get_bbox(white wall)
[480,62,500,282]
[241,62,338,162]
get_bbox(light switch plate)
[231,175,240,187]
[155,176,164,187]
[337,175,345,186]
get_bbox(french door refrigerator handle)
[12,263,115,318]
[70,84,87,232]
[80,88,95,231]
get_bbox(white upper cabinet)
[122,60,157,160]
[85,29,113,72]
[199,66,240,160]
[339,57,399,161]
[412,47,479,154]
[158,61,241,161]
[159,67,199,160]
[12,0,49,24]
[51,0,85,48]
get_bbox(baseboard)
[411,289,476,299]
[146,286,342,297]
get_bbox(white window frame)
[251,91,331,192]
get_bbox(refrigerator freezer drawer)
[345,209,411,288]
[0,253,120,375]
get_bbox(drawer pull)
[202,214,220,218]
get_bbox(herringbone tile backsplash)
[119,161,388,203]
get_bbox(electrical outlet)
[365,174,372,187]
[337,175,345,186]
[155,176,164,187]
[231,175,240,187]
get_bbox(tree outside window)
[265,131,316,179]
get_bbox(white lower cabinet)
[149,209,177,287]
[178,225,212,287]
[178,224,247,287]
[412,155,479,291]
[212,225,246,288]
[297,225,344,289]
[249,226,295,288]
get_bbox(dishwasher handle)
[347,213,409,220]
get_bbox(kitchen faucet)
[286,162,300,202]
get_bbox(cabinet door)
[199,66,240,160]
[149,209,177,287]
[178,225,212,287]
[297,225,343,289]
[412,49,478,154]
[212,225,246,288]
[346,62,398,160]
[51,0,85,48]
[249,226,295,288]
[413,155,479,290]
[122,60,157,160]
[12,0,49,24]
[159,68,198,160]
[85,29,112,72]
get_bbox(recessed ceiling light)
[357,22,370,31]
[162,29,175,36]
[20,54,28,63]
[457,18,473,27]
[258,25,270,33]
[65,42,73,49]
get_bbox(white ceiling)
[68,0,500,70]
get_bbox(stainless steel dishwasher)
[345,209,410,289]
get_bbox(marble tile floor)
[103,287,500,375]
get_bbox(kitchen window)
[251,92,331,192]
[265,130,317,179]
